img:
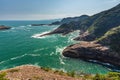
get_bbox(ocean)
[0,20,110,74]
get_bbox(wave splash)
[31,31,50,39]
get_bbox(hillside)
[49,4,120,41]
[97,26,120,54]
[39,15,89,36]
[60,15,89,24]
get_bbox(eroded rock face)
[62,41,120,67]
[0,25,11,30]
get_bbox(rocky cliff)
[63,26,120,68]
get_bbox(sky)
[0,0,120,20]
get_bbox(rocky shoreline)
[62,41,120,68]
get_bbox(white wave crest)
[0,61,7,65]
[50,52,54,56]
[33,48,45,52]
[10,54,28,60]
[59,57,65,65]
[27,25,32,27]
[67,30,80,43]
[31,31,50,39]
[28,54,41,57]
[56,46,66,54]
[10,53,41,61]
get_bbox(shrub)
[41,67,51,72]
[93,73,106,80]
[0,72,9,80]
[67,71,75,77]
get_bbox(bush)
[0,72,9,80]
[67,71,75,77]
[41,67,51,72]
[93,72,120,80]
[93,73,106,80]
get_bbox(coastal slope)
[0,65,82,80]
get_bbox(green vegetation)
[87,4,120,39]
[97,26,120,54]
[93,72,120,80]
[54,70,65,75]
[41,67,52,72]
[67,71,76,77]
[0,72,9,80]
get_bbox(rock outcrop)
[0,25,11,30]
[62,41,120,67]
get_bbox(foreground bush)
[0,72,9,80]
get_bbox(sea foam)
[31,31,50,39]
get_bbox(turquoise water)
[0,20,110,74]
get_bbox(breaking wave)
[59,57,65,65]
[31,31,50,39]
[10,54,28,60]
[56,46,66,55]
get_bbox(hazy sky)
[0,0,120,20]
